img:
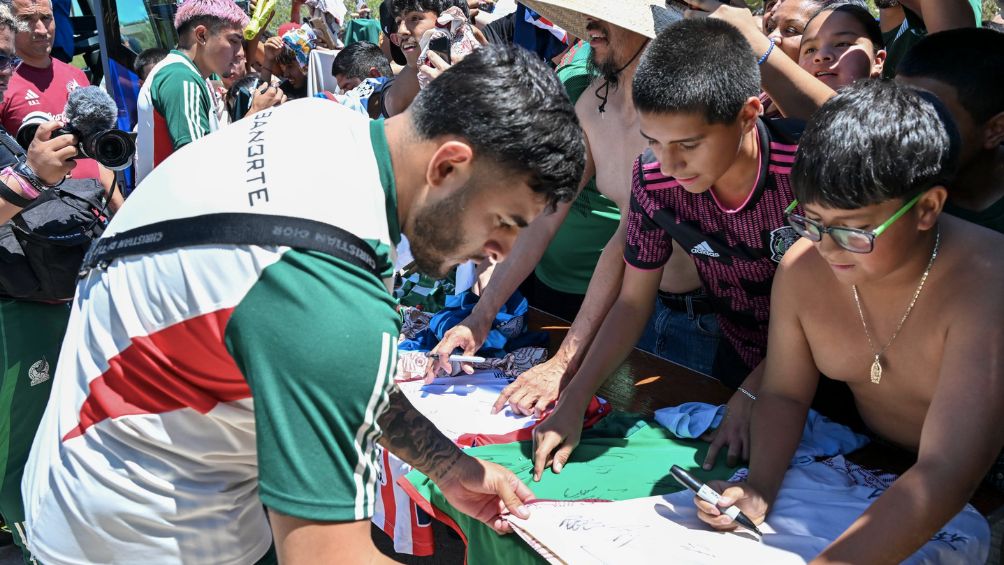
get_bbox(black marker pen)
[670,465,763,537]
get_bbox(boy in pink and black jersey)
[626,117,801,381]
[532,18,806,479]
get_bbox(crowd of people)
[0,0,1002,563]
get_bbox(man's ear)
[425,140,474,197]
[871,49,887,78]
[367,66,381,78]
[916,186,947,230]
[194,24,209,46]
[983,110,1004,149]
[741,95,764,130]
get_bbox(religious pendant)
[870,355,883,384]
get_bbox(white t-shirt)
[22,100,399,564]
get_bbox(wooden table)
[531,308,733,414]
[375,307,1004,562]
[527,308,1004,520]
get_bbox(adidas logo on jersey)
[25,89,40,106]
[691,241,720,257]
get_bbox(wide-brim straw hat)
[520,0,682,41]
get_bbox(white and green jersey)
[22,100,402,564]
[136,50,221,184]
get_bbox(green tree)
[270,0,381,34]
[984,0,1000,20]
[267,0,292,33]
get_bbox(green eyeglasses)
[784,192,924,254]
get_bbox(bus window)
[119,0,175,53]
[95,0,249,192]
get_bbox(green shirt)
[534,42,620,295]
[227,117,401,522]
[151,50,214,150]
[21,100,403,563]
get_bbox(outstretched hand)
[437,455,535,534]
[700,387,754,470]
[491,356,570,417]
[531,401,583,481]
[424,313,492,382]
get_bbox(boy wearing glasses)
[694,80,1004,562]
[532,18,805,478]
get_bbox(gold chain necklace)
[852,227,940,384]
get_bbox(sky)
[117,0,153,25]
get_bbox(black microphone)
[63,86,118,138]
[16,86,135,171]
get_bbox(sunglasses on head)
[0,53,21,72]
[784,192,924,254]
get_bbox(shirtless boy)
[694,79,1004,563]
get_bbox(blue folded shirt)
[654,402,869,465]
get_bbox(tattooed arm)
[377,385,535,533]
[377,385,465,482]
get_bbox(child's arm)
[290,0,305,23]
[701,360,765,470]
[898,0,979,32]
[382,65,420,117]
[685,0,836,121]
[814,298,1004,564]
[694,241,819,528]
[531,258,664,480]
[746,243,819,504]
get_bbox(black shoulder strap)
[0,129,30,207]
[0,129,25,162]
[0,178,33,208]
[80,213,382,280]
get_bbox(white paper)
[398,373,537,440]
[507,496,805,565]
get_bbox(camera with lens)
[16,112,136,171]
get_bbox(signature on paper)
[559,516,603,532]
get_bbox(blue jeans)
[636,294,722,377]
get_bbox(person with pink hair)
[135,0,255,182]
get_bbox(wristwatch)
[14,159,57,192]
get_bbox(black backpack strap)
[0,129,31,207]
[0,128,25,162]
[0,178,33,208]
[80,213,382,280]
